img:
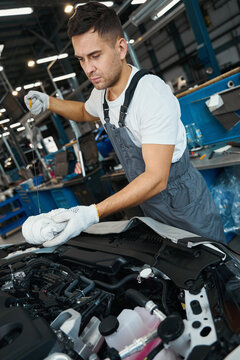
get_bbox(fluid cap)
[99,315,119,336]
[158,314,184,343]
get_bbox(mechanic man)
[23,2,225,246]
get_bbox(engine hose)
[79,275,95,296]
[64,279,79,297]
[145,342,164,360]
[93,273,138,290]
[106,295,114,316]
[154,278,170,315]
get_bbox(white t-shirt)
[85,65,186,163]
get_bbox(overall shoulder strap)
[119,69,152,126]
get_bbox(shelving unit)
[0,195,29,238]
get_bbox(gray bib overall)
[103,74,225,243]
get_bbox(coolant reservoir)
[99,307,161,360]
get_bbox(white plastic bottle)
[185,124,195,149]
[191,122,203,147]
[103,307,161,360]
[134,306,161,360]
[103,308,144,360]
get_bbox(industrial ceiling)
[0,0,138,101]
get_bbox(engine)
[0,221,239,360]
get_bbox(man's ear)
[117,37,128,60]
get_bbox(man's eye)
[93,55,100,59]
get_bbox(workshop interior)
[0,0,240,359]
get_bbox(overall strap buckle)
[119,105,128,127]
[103,90,110,122]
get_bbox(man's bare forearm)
[49,96,95,122]
[96,171,168,219]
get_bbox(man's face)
[72,29,126,90]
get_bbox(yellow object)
[200,154,206,160]
[94,204,100,219]
[29,99,32,108]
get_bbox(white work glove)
[43,204,100,247]
[24,90,49,115]
[22,209,67,245]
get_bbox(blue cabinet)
[0,195,28,237]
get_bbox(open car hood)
[0,217,239,360]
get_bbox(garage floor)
[1,228,240,253]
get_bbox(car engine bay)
[0,220,239,360]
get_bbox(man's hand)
[24,90,49,115]
[43,204,99,247]
[22,209,67,245]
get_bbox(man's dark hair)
[68,2,124,44]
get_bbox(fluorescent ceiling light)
[76,2,113,8]
[97,1,113,5]
[36,53,68,64]
[2,132,10,136]
[0,118,10,124]
[131,0,147,4]
[0,44,4,56]
[3,127,8,130]
[27,118,35,123]
[0,108,6,112]
[0,66,3,71]
[17,126,25,132]
[24,83,35,90]
[23,82,41,90]
[16,86,22,91]
[152,0,181,20]
[0,7,33,17]
[53,72,76,82]
[10,122,21,128]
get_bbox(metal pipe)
[132,3,185,50]
[0,163,8,184]
[104,329,159,360]
[119,329,158,358]
[116,0,132,15]
[124,31,141,69]
[0,69,14,92]
[129,0,160,26]
[0,72,9,92]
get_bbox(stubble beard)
[92,58,122,90]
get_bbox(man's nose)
[84,60,96,76]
